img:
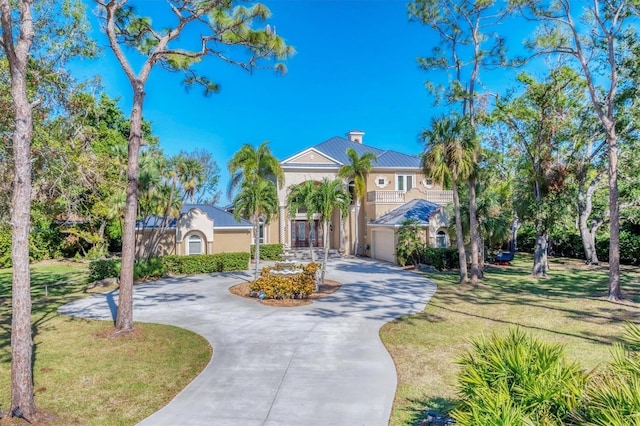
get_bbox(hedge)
[251,243,284,260]
[89,252,250,281]
[162,252,250,274]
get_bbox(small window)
[397,174,414,192]
[377,178,385,185]
[436,230,448,248]
[188,234,203,255]
[423,178,434,188]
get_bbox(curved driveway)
[59,258,436,425]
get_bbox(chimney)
[346,129,365,144]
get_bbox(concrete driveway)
[59,258,436,425]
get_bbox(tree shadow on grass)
[425,257,640,331]
[403,396,458,426]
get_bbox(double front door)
[291,220,323,248]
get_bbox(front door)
[291,220,323,248]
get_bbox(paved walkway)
[59,258,436,426]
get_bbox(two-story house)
[136,130,453,264]
[264,130,453,263]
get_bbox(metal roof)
[282,136,422,169]
[182,204,252,228]
[136,205,252,229]
[369,199,442,227]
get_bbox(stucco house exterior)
[264,130,452,263]
[135,204,252,259]
[136,130,452,264]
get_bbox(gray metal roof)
[182,204,252,228]
[282,136,421,169]
[369,199,442,227]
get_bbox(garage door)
[372,229,396,263]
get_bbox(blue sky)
[74,0,528,203]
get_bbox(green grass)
[380,254,640,426]
[0,260,211,424]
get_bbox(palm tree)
[228,142,283,278]
[286,180,318,261]
[421,114,475,284]
[338,148,377,255]
[228,141,284,198]
[308,178,350,286]
[232,179,279,279]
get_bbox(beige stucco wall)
[176,209,214,244]
[136,229,176,258]
[213,229,252,254]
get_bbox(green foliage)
[89,252,249,280]
[0,225,12,269]
[161,253,250,275]
[424,247,459,270]
[452,328,586,426]
[251,243,283,260]
[250,262,319,299]
[396,219,424,267]
[89,259,121,281]
[133,257,166,281]
[573,323,640,426]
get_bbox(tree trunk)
[9,51,37,425]
[308,220,315,262]
[532,225,548,278]
[577,173,601,265]
[254,218,260,280]
[320,219,329,289]
[116,82,145,333]
[607,131,621,300]
[2,0,38,418]
[353,199,359,255]
[469,176,480,284]
[452,181,468,283]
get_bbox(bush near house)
[251,243,284,260]
[89,252,250,281]
[250,262,319,299]
[162,252,250,274]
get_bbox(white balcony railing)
[367,190,453,206]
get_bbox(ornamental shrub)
[162,252,250,275]
[423,247,459,270]
[451,328,586,426]
[572,322,640,425]
[251,243,283,260]
[250,261,319,299]
[89,259,121,281]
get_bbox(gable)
[282,148,341,166]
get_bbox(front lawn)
[0,261,211,425]
[381,255,640,425]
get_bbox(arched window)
[436,230,448,248]
[188,234,203,255]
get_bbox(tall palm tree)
[228,142,283,278]
[232,179,279,279]
[338,148,377,255]
[286,180,318,261]
[421,114,475,284]
[308,178,350,286]
[228,141,284,198]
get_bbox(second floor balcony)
[366,189,453,206]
